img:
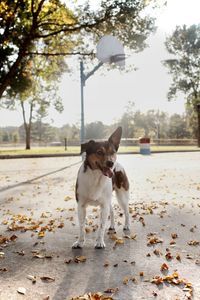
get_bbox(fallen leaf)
[160,263,169,271]
[165,252,173,260]
[57,223,64,229]
[153,249,161,256]
[139,216,145,226]
[33,254,45,259]
[113,238,124,249]
[0,252,5,258]
[27,275,36,283]
[123,276,129,285]
[104,287,119,293]
[147,236,163,246]
[104,261,109,267]
[130,234,137,240]
[17,287,26,295]
[10,234,18,241]
[64,196,72,201]
[38,231,45,238]
[188,240,199,246]
[65,258,72,264]
[74,256,87,263]
[40,276,55,282]
[171,233,178,239]
[70,292,114,300]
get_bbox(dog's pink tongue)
[103,168,113,178]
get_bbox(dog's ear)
[108,127,122,151]
[80,140,96,154]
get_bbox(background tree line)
[0,106,197,145]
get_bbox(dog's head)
[81,127,122,178]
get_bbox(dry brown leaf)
[74,256,87,263]
[139,216,145,226]
[171,233,178,239]
[160,263,169,271]
[195,259,200,265]
[147,236,163,246]
[85,227,92,233]
[65,258,72,264]
[153,249,161,256]
[38,231,45,238]
[113,238,124,249]
[64,196,72,201]
[104,287,119,293]
[104,261,109,267]
[123,276,129,285]
[165,252,173,260]
[71,292,114,300]
[40,276,55,282]
[57,223,64,229]
[188,240,199,246]
[130,234,137,240]
[10,234,18,241]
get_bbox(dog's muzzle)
[96,161,114,178]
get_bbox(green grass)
[119,145,200,153]
[0,145,199,156]
[0,146,80,155]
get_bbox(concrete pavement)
[0,153,200,300]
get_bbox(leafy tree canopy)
[0,0,159,98]
[164,24,200,146]
[164,24,200,106]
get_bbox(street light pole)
[79,60,103,144]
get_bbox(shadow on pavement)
[0,161,81,194]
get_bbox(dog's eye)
[96,150,104,156]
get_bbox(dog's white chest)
[77,164,112,203]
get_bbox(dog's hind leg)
[95,203,110,249]
[72,203,86,249]
[115,189,130,231]
[109,204,115,230]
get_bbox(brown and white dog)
[72,127,130,249]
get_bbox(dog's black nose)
[106,160,114,168]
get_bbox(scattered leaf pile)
[71,292,115,300]
[2,212,68,238]
[152,271,193,299]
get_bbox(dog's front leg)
[95,203,110,249]
[72,203,86,249]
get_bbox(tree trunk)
[25,125,31,150]
[21,101,33,150]
[197,104,200,148]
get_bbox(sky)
[0,0,200,128]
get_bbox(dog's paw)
[123,224,130,231]
[108,226,115,231]
[95,240,106,249]
[72,240,84,249]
